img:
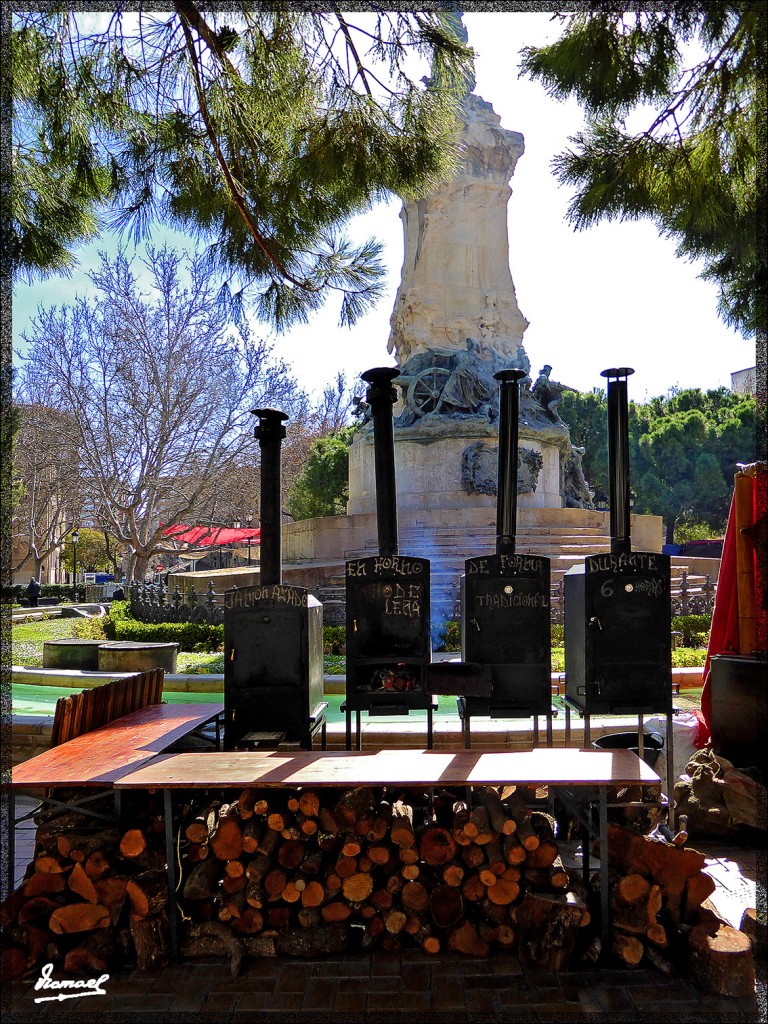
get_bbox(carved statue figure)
[435,338,493,418]
[352,395,372,425]
[562,445,594,509]
[461,442,543,496]
[532,365,574,421]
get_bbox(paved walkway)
[7,795,764,1022]
[7,945,764,1021]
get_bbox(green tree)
[559,387,609,502]
[520,6,765,336]
[59,528,112,575]
[633,410,730,544]
[10,7,473,329]
[561,383,756,542]
[631,387,756,542]
[287,427,357,522]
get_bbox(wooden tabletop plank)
[12,703,223,788]
[113,748,660,790]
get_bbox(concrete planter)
[97,641,178,674]
[42,639,106,671]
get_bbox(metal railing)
[547,569,717,624]
[128,568,717,628]
[128,579,224,625]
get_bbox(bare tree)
[314,372,362,434]
[17,246,305,580]
[11,403,83,580]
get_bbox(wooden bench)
[49,668,165,746]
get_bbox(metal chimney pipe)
[252,407,289,585]
[361,367,401,557]
[494,368,527,556]
[600,367,635,556]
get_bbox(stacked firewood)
[595,821,755,995]
[1,792,171,979]
[2,784,593,978]
[174,783,590,968]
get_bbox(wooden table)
[12,703,225,789]
[114,747,660,961]
[8,703,224,897]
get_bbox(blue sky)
[12,12,754,405]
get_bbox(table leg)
[580,821,590,893]
[665,710,676,830]
[565,704,571,745]
[533,716,539,748]
[163,789,179,964]
[583,715,591,747]
[355,710,361,751]
[599,787,609,955]
[546,712,553,748]
[463,702,471,750]
[427,706,434,750]
[345,706,352,751]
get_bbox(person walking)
[27,577,41,608]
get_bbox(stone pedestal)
[348,410,572,517]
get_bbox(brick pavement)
[8,812,764,1022]
[6,947,764,1022]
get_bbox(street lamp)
[246,510,254,565]
[233,518,241,567]
[71,528,80,603]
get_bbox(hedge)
[102,608,350,656]
[671,613,712,647]
[111,619,224,652]
[323,626,346,655]
[3,583,84,602]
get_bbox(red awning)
[162,524,261,547]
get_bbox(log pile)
[596,822,756,993]
[171,784,591,968]
[15,787,752,989]
[1,793,170,979]
[3,783,592,977]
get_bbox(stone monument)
[282,58,662,635]
[348,89,588,519]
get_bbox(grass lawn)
[11,619,707,673]
[11,618,82,667]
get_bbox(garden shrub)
[73,616,108,641]
[550,623,564,646]
[671,613,711,647]
[436,620,461,652]
[323,626,346,655]
[671,647,707,668]
[112,618,224,652]
[3,583,82,602]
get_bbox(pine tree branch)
[331,8,374,98]
[176,13,306,290]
